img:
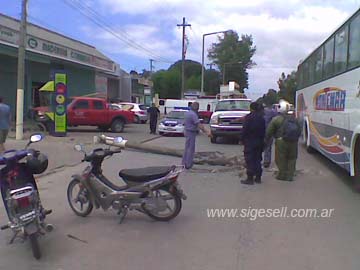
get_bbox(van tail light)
[138,111,146,115]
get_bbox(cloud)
[83,0,359,94]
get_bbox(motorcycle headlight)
[210,115,219,125]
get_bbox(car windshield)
[120,104,134,111]
[215,100,251,111]
[167,111,186,119]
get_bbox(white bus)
[296,8,360,178]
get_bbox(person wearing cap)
[240,102,266,185]
[265,100,301,181]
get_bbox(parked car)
[66,97,134,132]
[158,109,187,135]
[112,103,148,124]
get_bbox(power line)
[62,0,173,64]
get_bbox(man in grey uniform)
[0,97,10,153]
[182,102,210,169]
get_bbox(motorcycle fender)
[24,222,38,235]
[168,184,187,200]
[71,174,100,209]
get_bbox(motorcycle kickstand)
[117,207,128,224]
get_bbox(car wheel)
[111,119,125,133]
[141,120,147,124]
[134,115,140,124]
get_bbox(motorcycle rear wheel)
[29,233,41,260]
[144,188,182,222]
[67,178,93,217]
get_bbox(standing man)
[147,103,160,134]
[0,97,11,153]
[263,102,278,168]
[240,102,266,185]
[182,102,210,169]
[265,100,301,181]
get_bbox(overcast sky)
[1,0,360,99]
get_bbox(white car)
[158,110,187,135]
[110,103,148,124]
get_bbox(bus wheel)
[353,137,360,191]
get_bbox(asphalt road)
[1,126,360,269]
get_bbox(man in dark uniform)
[147,103,160,134]
[240,102,266,185]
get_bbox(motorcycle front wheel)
[29,233,41,260]
[143,188,182,221]
[67,178,93,217]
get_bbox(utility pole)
[16,0,28,140]
[149,59,155,74]
[177,17,191,98]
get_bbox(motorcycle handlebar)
[83,148,122,163]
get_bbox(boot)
[254,175,261,183]
[241,174,254,185]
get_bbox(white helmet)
[277,100,291,113]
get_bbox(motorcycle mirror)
[114,137,123,144]
[30,133,44,143]
[74,144,84,152]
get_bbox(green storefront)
[0,15,116,116]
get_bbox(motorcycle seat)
[119,166,175,182]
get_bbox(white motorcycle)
[67,135,187,223]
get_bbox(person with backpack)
[265,100,301,181]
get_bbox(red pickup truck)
[67,97,134,132]
[33,97,134,133]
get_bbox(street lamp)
[222,61,242,85]
[201,30,230,95]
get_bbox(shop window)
[334,26,348,74]
[349,12,360,69]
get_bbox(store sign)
[54,73,67,136]
[0,25,115,72]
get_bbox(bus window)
[334,25,348,74]
[314,48,323,82]
[159,99,165,106]
[349,12,360,69]
[323,37,334,79]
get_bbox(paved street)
[1,124,360,269]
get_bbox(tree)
[208,30,256,92]
[152,59,221,98]
[277,71,297,104]
[204,69,221,95]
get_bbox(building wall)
[0,46,96,116]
